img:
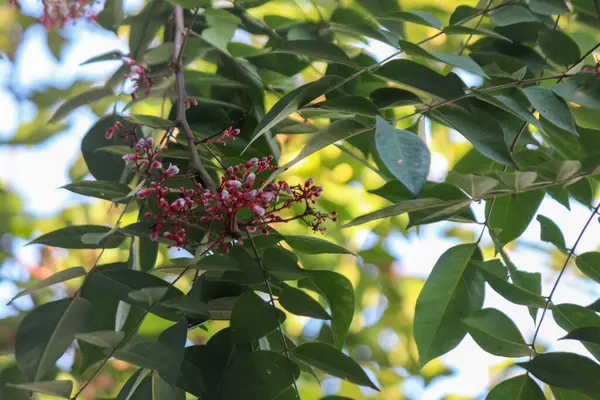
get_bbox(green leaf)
[309,96,380,117]
[343,198,470,228]
[537,160,582,183]
[490,5,540,26]
[522,87,578,135]
[370,88,420,109]
[127,1,171,60]
[293,342,379,390]
[96,0,123,31]
[431,108,514,166]
[274,40,355,66]
[493,171,538,192]
[562,327,600,344]
[397,39,489,78]
[49,87,113,123]
[230,291,286,344]
[552,74,600,109]
[262,247,305,281]
[301,270,354,348]
[75,330,124,348]
[443,26,512,42]
[576,252,600,284]
[376,59,465,103]
[552,303,600,361]
[15,297,94,381]
[28,225,126,249]
[529,0,569,15]
[537,215,567,250]
[375,116,431,196]
[80,50,124,65]
[113,341,177,375]
[473,262,546,308]
[414,244,483,366]
[81,115,131,182]
[379,10,441,29]
[246,76,343,150]
[221,351,300,400]
[552,386,594,400]
[518,352,600,399]
[486,374,545,400]
[284,236,352,255]
[143,43,174,65]
[6,381,73,399]
[7,266,86,305]
[487,190,545,246]
[279,286,331,320]
[446,172,500,199]
[123,115,174,129]
[462,308,530,357]
[158,318,187,384]
[275,120,373,178]
[538,29,581,66]
[62,180,131,202]
[88,268,184,321]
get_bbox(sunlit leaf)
[8,266,86,305]
[462,308,530,357]
[414,244,483,366]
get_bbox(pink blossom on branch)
[38,0,99,29]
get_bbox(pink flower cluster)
[38,0,99,28]
[122,137,164,176]
[122,57,154,99]
[104,121,136,141]
[137,156,336,251]
[205,126,241,146]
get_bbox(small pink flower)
[246,158,258,168]
[150,226,159,241]
[105,127,115,139]
[220,189,230,199]
[225,180,242,189]
[163,164,180,178]
[170,198,185,212]
[122,57,136,65]
[123,154,137,162]
[151,160,163,169]
[145,137,153,148]
[136,188,154,199]
[247,226,257,233]
[251,204,265,217]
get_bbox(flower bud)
[305,178,314,187]
[105,127,115,139]
[151,160,162,169]
[251,204,265,216]
[225,180,242,189]
[163,164,180,178]
[136,188,154,199]
[122,154,137,162]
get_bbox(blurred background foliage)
[1,0,600,399]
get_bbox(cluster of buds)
[205,126,241,146]
[38,0,99,28]
[185,97,199,109]
[122,57,154,99]
[137,155,336,251]
[122,137,164,176]
[104,121,137,142]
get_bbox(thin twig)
[172,5,216,192]
[246,232,300,399]
[529,202,600,357]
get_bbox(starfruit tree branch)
[529,202,600,357]
[172,5,216,192]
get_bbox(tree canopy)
[3,0,600,399]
